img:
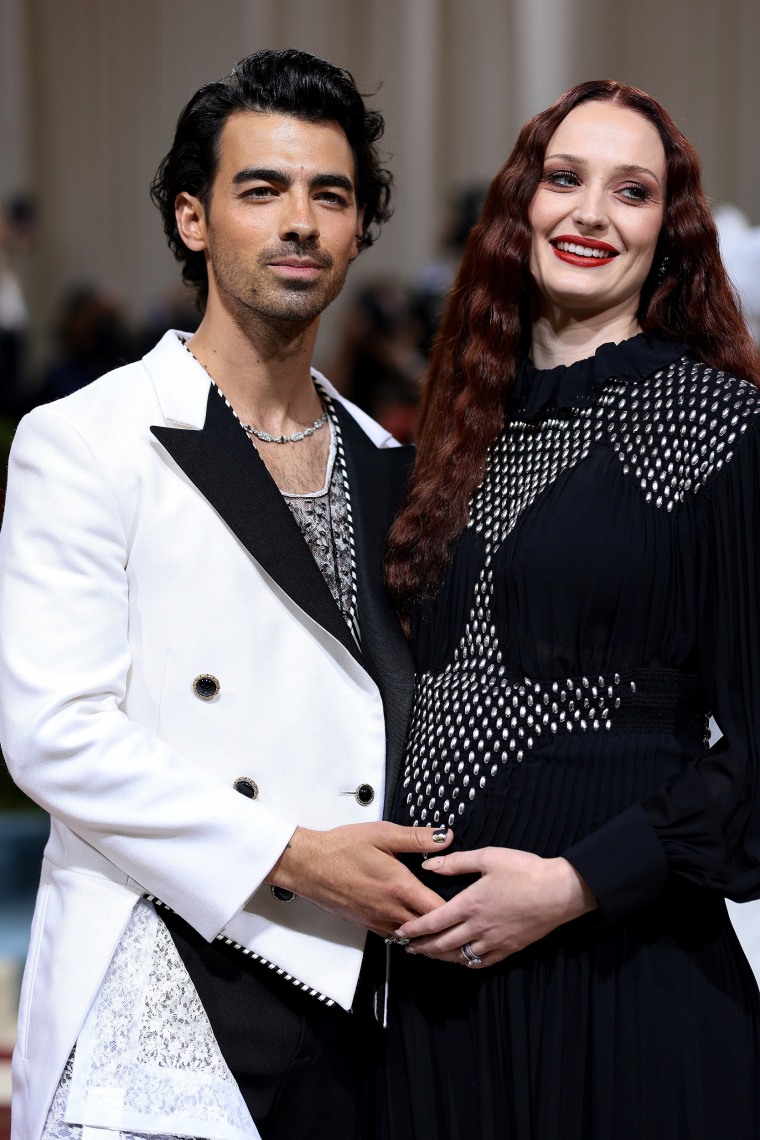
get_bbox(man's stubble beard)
[210,242,352,327]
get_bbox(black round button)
[193,674,220,701]
[233,777,258,800]
[271,886,296,903]
[356,783,375,806]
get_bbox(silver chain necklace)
[181,338,327,444]
[240,413,327,445]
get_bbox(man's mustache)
[258,243,334,269]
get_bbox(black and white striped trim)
[144,895,335,1006]
[316,383,361,648]
[207,372,361,648]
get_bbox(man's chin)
[271,299,328,323]
[249,299,327,327]
[257,282,346,323]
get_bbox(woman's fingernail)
[405,945,418,955]
[421,855,443,869]
[431,827,449,844]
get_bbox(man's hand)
[266,822,453,936]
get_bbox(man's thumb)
[388,824,454,854]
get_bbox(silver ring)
[384,934,410,947]
[460,942,482,967]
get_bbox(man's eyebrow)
[232,167,355,194]
[232,167,290,186]
[310,173,355,194]
[544,153,662,185]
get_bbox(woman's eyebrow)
[544,152,662,186]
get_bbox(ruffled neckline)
[511,332,689,422]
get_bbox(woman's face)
[528,101,666,324]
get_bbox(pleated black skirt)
[377,735,760,1140]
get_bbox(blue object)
[0,812,49,962]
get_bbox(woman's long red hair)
[386,80,760,617]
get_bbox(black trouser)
[160,909,382,1140]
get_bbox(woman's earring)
[657,255,670,283]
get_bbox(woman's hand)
[395,848,598,968]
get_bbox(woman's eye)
[544,170,580,188]
[618,183,652,203]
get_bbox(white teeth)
[555,241,614,258]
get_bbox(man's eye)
[242,187,276,199]
[317,192,347,205]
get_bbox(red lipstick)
[550,235,619,268]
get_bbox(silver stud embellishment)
[400,357,760,830]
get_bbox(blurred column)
[734,0,760,220]
[438,0,514,187]
[0,0,32,199]
[513,0,579,124]
[349,0,441,281]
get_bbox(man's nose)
[280,192,319,243]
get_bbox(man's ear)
[350,207,365,261]
[175,192,208,252]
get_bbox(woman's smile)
[550,235,619,266]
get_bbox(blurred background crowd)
[0,181,486,446]
[1,0,760,1123]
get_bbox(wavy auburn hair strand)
[386,79,760,618]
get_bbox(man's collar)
[142,329,210,430]
[142,327,398,449]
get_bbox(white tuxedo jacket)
[0,330,415,1138]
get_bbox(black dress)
[378,335,760,1140]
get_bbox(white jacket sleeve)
[0,407,298,940]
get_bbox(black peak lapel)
[333,403,416,814]
[151,385,362,665]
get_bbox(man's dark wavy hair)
[150,48,393,309]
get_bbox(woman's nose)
[571,187,608,230]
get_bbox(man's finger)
[403,879,449,915]
[379,823,454,855]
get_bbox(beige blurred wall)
[1,0,759,369]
